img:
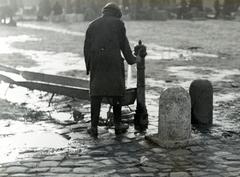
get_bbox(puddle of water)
[23,51,85,74]
[0,35,39,54]
[0,132,68,164]
[18,22,85,37]
[137,42,218,60]
[0,132,68,148]
[0,120,39,135]
[0,82,54,111]
[50,111,75,125]
[214,92,240,104]
[0,119,68,164]
[0,71,25,81]
[168,66,240,83]
[0,35,86,74]
[131,40,218,60]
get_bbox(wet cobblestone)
[0,130,237,176]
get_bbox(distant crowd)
[36,0,99,22]
[177,0,240,20]
[1,0,240,24]
[36,0,240,21]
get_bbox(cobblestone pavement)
[1,115,240,177]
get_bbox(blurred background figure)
[52,1,63,16]
[37,0,51,21]
[214,0,221,19]
[0,0,17,26]
[51,1,63,22]
[177,0,188,19]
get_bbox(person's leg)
[88,96,102,137]
[113,96,122,128]
[112,97,128,135]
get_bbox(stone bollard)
[146,87,191,148]
[189,80,213,125]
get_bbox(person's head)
[102,2,122,18]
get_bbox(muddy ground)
[0,20,240,164]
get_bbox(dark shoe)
[87,127,98,138]
[115,123,129,135]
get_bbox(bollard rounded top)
[159,87,191,115]
[190,79,213,90]
[160,87,190,101]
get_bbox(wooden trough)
[0,64,136,106]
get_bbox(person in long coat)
[84,2,137,138]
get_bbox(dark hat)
[102,2,122,18]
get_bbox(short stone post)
[189,80,213,125]
[146,87,191,148]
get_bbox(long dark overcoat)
[84,14,136,96]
